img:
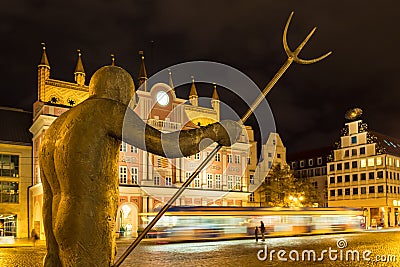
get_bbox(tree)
[260,163,321,207]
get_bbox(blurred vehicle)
[141,206,363,243]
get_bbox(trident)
[114,11,331,266]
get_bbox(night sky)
[1,1,400,154]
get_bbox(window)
[345,188,350,195]
[378,185,384,193]
[352,174,358,182]
[367,158,374,167]
[360,173,366,181]
[0,181,19,203]
[130,146,138,153]
[300,160,305,167]
[360,159,366,168]
[185,172,191,181]
[315,168,321,176]
[337,163,342,170]
[317,157,323,165]
[337,189,343,196]
[277,154,281,159]
[369,172,375,180]
[344,162,350,169]
[351,136,357,144]
[369,186,375,194]
[376,157,382,165]
[131,167,138,184]
[120,142,127,152]
[337,176,343,183]
[235,176,241,190]
[194,175,200,188]
[165,177,172,186]
[351,149,357,156]
[377,171,384,179]
[0,154,19,177]
[235,155,240,164]
[194,153,200,160]
[308,169,314,177]
[329,164,334,172]
[153,175,160,186]
[249,174,254,185]
[215,153,221,162]
[360,147,365,155]
[330,190,335,197]
[119,166,127,184]
[344,150,349,158]
[352,161,358,168]
[268,152,272,158]
[227,175,233,190]
[312,181,318,189]
[353,188,358,195]
[345,175,350,182]
[268,161,272,168]
[330,177,335,184]
[207,174,213,189]
[215,174,222,189]
[308,159,313,166]
[228,154,232,163]
[361,187,366,194]
[249,192,255,202]
[248,157,251,165]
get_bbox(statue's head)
[89,65,135,106]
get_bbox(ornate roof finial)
[138,50,148,90]
[189,76,198,98]
[168,69,175,91]
[39,42,50,66]
[111,54,115,66]
[74,49,85,74]
[212,82,219,100]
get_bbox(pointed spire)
[74,49,85,85]
[39,42,50,67]
[74,49,85,74]
[212,83,219,100]
[189,76,198,98]
[138,50,148,90]
[168,69,175,91]
[111,54,116,66]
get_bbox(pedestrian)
[31,229,39,246]
[255,226,259,242]
[260,221,265,241]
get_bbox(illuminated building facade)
[248,132,287,206]
[327,115,400,228]
[287,147,331,207]
[0,107,32,238]
[29,46,256,238]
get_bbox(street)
[1,230,399,266]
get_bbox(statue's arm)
[120,107,240,158]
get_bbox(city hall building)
[327,110,400,228]
[29,46,257,238]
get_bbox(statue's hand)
[217,120,242,146]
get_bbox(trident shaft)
[113,11,331,267]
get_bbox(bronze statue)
[39,65,240,266]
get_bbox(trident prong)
[283,11,332,65]
[113,12,332,267]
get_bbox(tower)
[74,49,85,86]
[211,83,220,120]
[189,76,198,106]
[38,43,50,102]
[138,51,147,91]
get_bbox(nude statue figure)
[39,65,240,266]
